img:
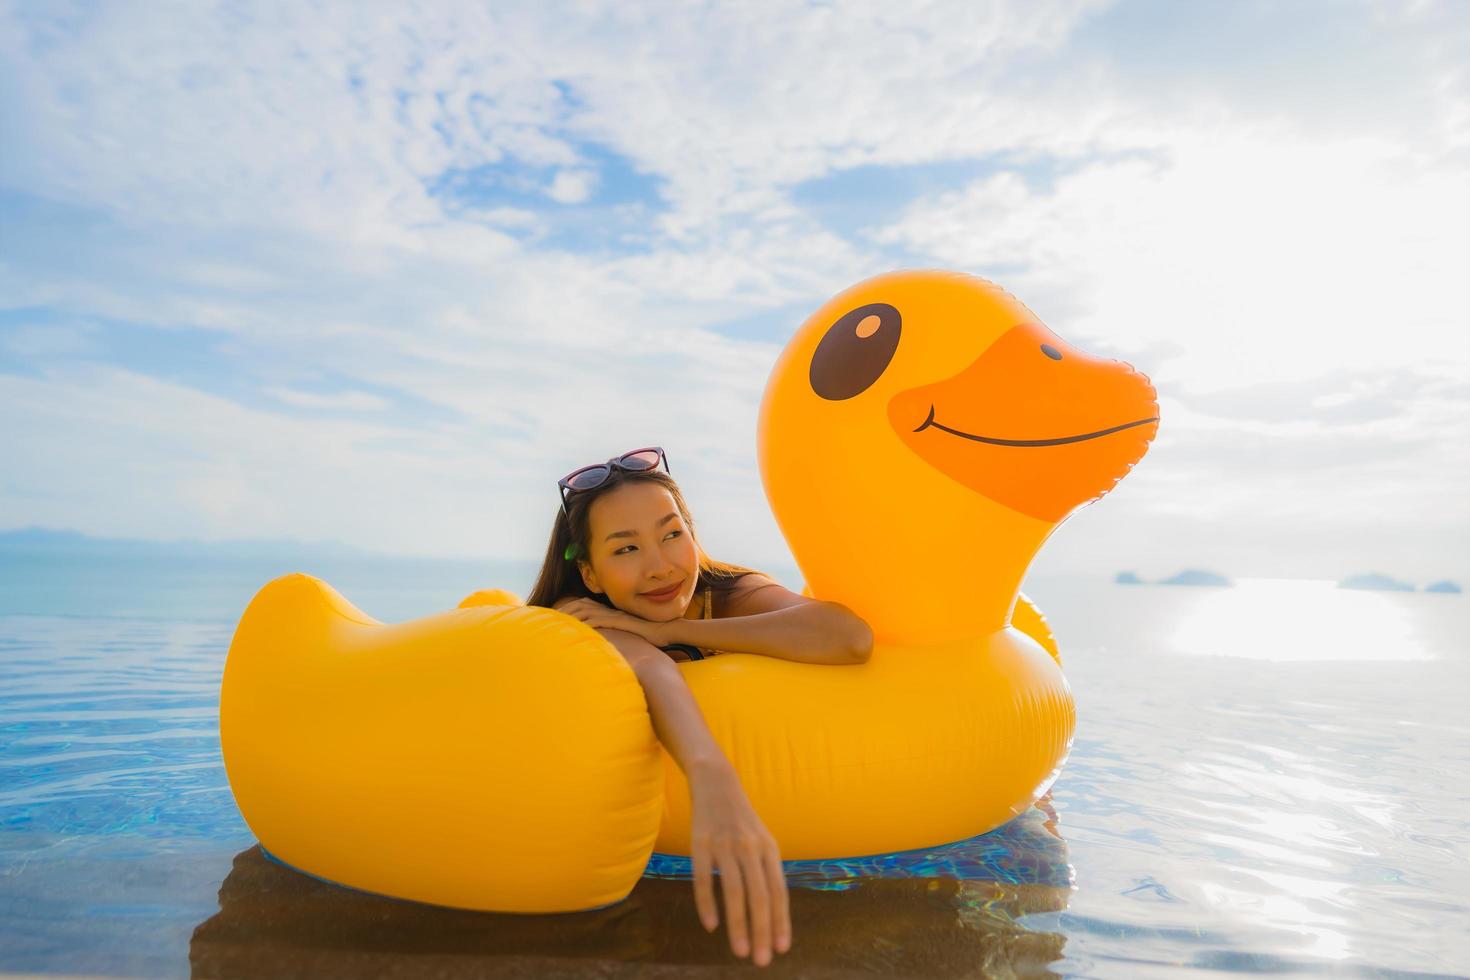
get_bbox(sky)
[1,0,1467,585]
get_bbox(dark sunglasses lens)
[567,465,611,490]
[621,450,661,471]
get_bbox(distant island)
[1338,572,1415,592]
[1158,568,1233,587]
[1113,569,1232,587]
[1424,580,1463,594]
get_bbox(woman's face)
[579,481,700,620]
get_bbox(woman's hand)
[555,597,670,647]
[688,762,792,966]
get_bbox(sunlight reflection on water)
[1029,577,1469,977]
[1166,577,1433,661]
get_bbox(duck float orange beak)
[893,319,1157,523]
[219,269,1159,913]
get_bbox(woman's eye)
[615,530,682,556]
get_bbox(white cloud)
[870,125,1469,387]
[0,0,1466,581]
[263,387,392,412]
[545,169,597,204]
[0,349,796,567]
[0,0,1107,243]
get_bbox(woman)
[525,446,874,967]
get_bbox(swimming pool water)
[2,572,1467,978]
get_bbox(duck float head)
[760,269,1159,645]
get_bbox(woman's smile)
[642,580,685,602]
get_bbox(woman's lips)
[642,581,684,601]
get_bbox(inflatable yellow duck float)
[220,270,1159,913]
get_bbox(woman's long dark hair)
[524,468,764,612]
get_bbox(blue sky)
[1,0,1466,583]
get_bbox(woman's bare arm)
[597,627,732,780]
[667,603,871,665]
[594,626,791,965]
[663,578,874,666]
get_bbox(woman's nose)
[646,558,677,579]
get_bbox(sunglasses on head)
[557,446,670,519]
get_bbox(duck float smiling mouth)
[895,321,1157,522]
[219,269,1159,914]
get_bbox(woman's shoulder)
[703,570,785,625]
[719,570,811,620]
[715,570,780,592]
[721,571,784,602]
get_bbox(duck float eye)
[809,302,902,401]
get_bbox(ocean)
[1,549,1466,978]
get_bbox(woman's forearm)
[605,629,739,783]
[664,602,872,665]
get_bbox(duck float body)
[220,270,1159,913]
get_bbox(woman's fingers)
[738,841,774,966]
[692,841,718,932]
[716,848,750,958]
[697,837,790,965]
[685,772,791,964]
[763,840,792,953]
